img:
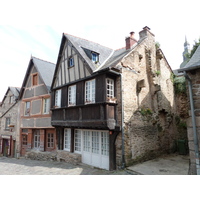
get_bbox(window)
[5,118,10,130]
[68,85,76,106]
[43,98,50,114]
[74,130,81,153]
[24,101,30,116]
[106,78,114,98]
[47,133,54,148]
[101,132,109,156]
[22,134,28,145]
[33,130,40,148]
[64,129,71,151]
[69,57,74,67]
[91,52,99,63]
[92,131,99,154]
[9,95,14,104]
[55,89,61,108]
[32,74,38,86]
[85,79,95,104]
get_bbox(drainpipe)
[109,69,125,169]
[120,73,125,169]
[184,71,200,175]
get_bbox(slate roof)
[179,45,200,72]
[64,34,114,72]
[32,57,56,89]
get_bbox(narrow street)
[0,157,132,175]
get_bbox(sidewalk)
[127,154,189,175]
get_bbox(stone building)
[0,87,20,157]
[50,26,180,170]
[19,56,56,156]
[179,45,200,175]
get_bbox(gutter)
[184,71,200,175]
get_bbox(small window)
[22,134,28,145]
[91,52,99,63]
[69,57,74,67]
[5,118,10,130]
[64,129,71,151]
[55,89,61,108]
[47,133,54,148]
[68,85,76,106]
[9,95,14,104]
[85,79,95,104]
[32,74,38,86]
[24,102,30,116]
[43,98,50,114]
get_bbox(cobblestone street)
[0,157,132,175]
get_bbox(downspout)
[120,73,125,169]
[109,69,125,169]
[184,71,200,175]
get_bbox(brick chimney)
[125,31,137,50]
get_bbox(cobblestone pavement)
[0,157,134,175]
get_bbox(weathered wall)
[186,69,200,174]
[115,28,180,167]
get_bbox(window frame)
[85,79,95,104]
[106,78,115,99]
[74,129,81,153]
[91,52,99,63]
[22,134,28,146]
[33,130,40,149]
[68,85,76,107]
[47,133,54,148]
[55,89,61,108]
[5,117,11,130]
[24,101,31,116]
[64,128,71,151]
[43,98,50,114]
[32,73,38,86]
[69,57,74,67]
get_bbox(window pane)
[64,129,71,151]
[85,79,95,104]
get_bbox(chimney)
[139,26,155,40]
[125,31,137,50]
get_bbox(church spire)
[180,36,190,68]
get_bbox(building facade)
[51,27,179,170]
[179,45,200,175]
[19,57,56,156]
[0,87,20,157]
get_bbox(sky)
[0,0,200,101]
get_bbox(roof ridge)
[115,47,126,51]
[64,33,114,50]
[31,56,55,65]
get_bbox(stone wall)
[186,69,200,174]
[115,28,180,168]
[25,150,81,165]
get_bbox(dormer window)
[91,52,99,63]
[69,57,74,67]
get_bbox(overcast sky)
[0,0,200,101]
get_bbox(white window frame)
[68,85,76,106]
[55,89,61,108]
[34,130,40,149]
[106,78,114,98]
[43,98,50,114]
[64,128,71,151]
[24,101,31,116]
[91,52,99,63]
[74,129,81,153]
[5,117,10,130]
[85,79,95,104]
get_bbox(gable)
[53,39,92,88]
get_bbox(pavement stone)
[0,157,132,175]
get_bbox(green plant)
[155,42,160,49]
[155,70,161,76]
[140,107,153,116]
[174,76,186,95]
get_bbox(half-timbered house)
[51,27,178,170]
[19,56,56,156]
[0,87,20,157]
